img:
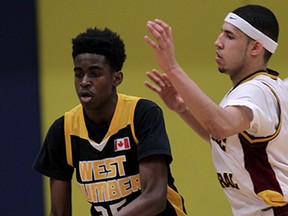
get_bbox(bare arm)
[145,19,252,140]
[178,107,211,142]
[50,178,72,216]
[145,69,210,142]
[115,155,167,216]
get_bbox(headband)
[224,12,278,53]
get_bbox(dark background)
[0,0,43,215]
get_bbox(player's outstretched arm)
[145,69,210,142]
[145,19,251,140]
[145,69,186,113]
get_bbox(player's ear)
[250,40,264,56]
[113,71,123,87]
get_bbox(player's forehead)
[222,22,246,37]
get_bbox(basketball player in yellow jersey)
[33,27,186,216]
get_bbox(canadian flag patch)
[114,137,131,152]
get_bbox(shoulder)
[223,79,277,115]
[232,78,274,99]
[135,98,164,121]
[46,116,65,139]
[136,98,161,112]
[134,99,166,130]
[283,78,288,91]
[50,116,64,130]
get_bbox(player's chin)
[217,66,226,74]
[80,102,96,112]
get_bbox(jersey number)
[94,199,127,216]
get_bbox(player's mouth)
[79,91,93,103]
[215,50,223,64]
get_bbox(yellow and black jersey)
[33,94,186,216]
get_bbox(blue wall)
[0,0,43,215]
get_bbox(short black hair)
[233,5,279,60]
[72,27,126,72]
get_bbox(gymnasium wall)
[37,1,288,215]
[0,0,43,215]
[2,0,287,215]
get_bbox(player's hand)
[145,69,187,113]
[144,19,178,73]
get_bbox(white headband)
[224,12,278,53]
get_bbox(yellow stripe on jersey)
[64,103,86,166]
[258,190,288,207]
[167,187,187,216]
[237,71,278,87]
[104,94,139,144]
[64,93,140,167]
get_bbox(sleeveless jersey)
[211,70,288,216]
[63,94,186,216]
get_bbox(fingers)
[145,70,162,94]
[146,70,166,88]
[144,35,158,49]
[145,69,173,92]
[155,19,173,43]
[145,22,163,50]
[144,80,161,93]
[145,19,172,49]
[154,19,172,42]
[150,70,172,87]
